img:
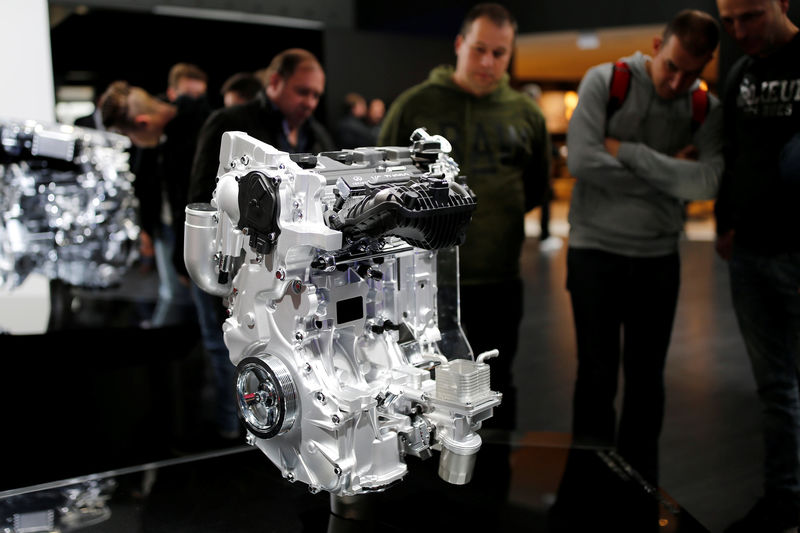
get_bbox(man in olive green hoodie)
[379,3,551,431]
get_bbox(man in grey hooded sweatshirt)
[564,9,723,485]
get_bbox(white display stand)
[0,274,50,334]
[0,0,54,334]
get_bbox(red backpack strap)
[607,61,632,120]
[690,84,710,133]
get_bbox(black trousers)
[460,278,523,431]
[566,247,679,484]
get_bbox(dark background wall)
[49,9,324,111]
[322,30,453,129]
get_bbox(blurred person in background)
[713,0,800,530]
[379,3,551,433]
[186,48,335,445]
[220,71,263,108]
[522,83,563,253]
[99,75,210,329]
[335,92,375,148]
[166,62,208,102]
[366,97,385,143]
[560,6,721,496]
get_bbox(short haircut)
[663,9,720,57]
[460,3,518,37]
[220,72,263,100]
[167,62,208,89]
[343,92,366,114]
[98,80,155,131]
[266,48,322,81]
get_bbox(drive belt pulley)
[235,354,297,439]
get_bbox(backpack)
[606,61,710,134]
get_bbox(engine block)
[0,118,139,289]
[184,129,501,496]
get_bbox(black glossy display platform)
[0,433,708,533]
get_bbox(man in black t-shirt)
[714,0,800,531]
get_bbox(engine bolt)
[316,392,326,404]
[334,465,342,476]
[331,414,340,424]
[276,269,286,280]
[240,155,250,165]
[292,279,303,293]
[296,331,305,342]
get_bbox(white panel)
[0,274,50,335]
[0,0,55,123]
[0,0,53,333]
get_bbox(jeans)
[567,247,680,484]
[191,283,239,436]
[151,223,195,327]
[729,246,800,495]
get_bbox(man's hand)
[715,229,735,261]
[675,144,699,161]
[137,230,155,274]
[604,137,621,158]
[139,230,154,258]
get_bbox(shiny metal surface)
[235,355,297,438]
[184,131,500,496]
[0,118,139,289]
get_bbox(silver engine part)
[1,479,115,532]
[0,118,139,289]
[184,128,501,496]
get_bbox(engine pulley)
[235,355,298,439]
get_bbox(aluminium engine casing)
[184,129,501,496]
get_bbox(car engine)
[0,118,139,289]
[184,128,501,497]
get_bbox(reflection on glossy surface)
[0,434,709,532]
[1,478,115,532]
[0,236,758,532]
